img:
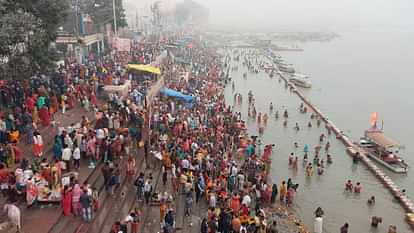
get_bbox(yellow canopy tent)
[127,64,161,75]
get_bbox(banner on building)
[113,37,131,52]
[105,24,113,46]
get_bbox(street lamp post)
[112,0,117,36]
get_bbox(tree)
[0,0,70,80]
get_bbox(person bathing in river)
[325,141,330,151]
[288,153,294,165]
[279,181,287,203]
[252,107,257,118]
[286,185,295,207]
[258,125,264,135]
[354,182,362,193]
[314,145,322,156]
[306,163,313,177]
[313,154,320,165]
[283,110,289,118]
[303,154,308,166]
[294,142,298,148]
[304,144,309,154]
[303,106,308,113]
[317,164,324,175]
[263,113,268,125]
[257,112,262,124]
[269,102,274,111]
[388,225,397,233]
[320,159,325,168]
[371,216,382,228]
[327,154,333,164]
[319,134,325,143]
[292,156,298,169]
[237,94,243,104]
[308,121,312,128]
[368,196,376,205]
[345,180,353,191]
[294,122,300,131]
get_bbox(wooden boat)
[357,113,408,173]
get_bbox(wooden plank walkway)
[267,52,414,218]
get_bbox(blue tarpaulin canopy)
[161,88,194,102]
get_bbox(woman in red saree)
[71,183,82,216]
[67,92,75,109]
[26,179,38,207]
[62,186,72,215]
[39,106,51,127]
[230,193,241,214]
[25,97,36,113]
[90,92,98,108]
[33,132,43,157]
[126,155,136,179]
[11,144,22,163]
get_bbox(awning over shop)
[127,64,161,75]
[161,88,194,102]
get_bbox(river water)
[223,26,414,233]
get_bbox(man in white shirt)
[143,180,152,205]
[181,158,190,171]
[231,163,238,177]
[242,194,251,207]
[209,192,217,208]
[191,142,199,156]
[96,128,104,140]
[62,145,72,171]
[73,146,81,170]
[64,134,73,150]
[237,173,245,191]
[0,119,6,143]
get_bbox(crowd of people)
[0,38,162,230]
[0,32,402,233]
[109,38,306,233]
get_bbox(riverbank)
[224,47,412,232]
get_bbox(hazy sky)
[125,0,414,31]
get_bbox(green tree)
[0,0,70,80]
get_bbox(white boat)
[289,73,312,88]
[278,64,295,73]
